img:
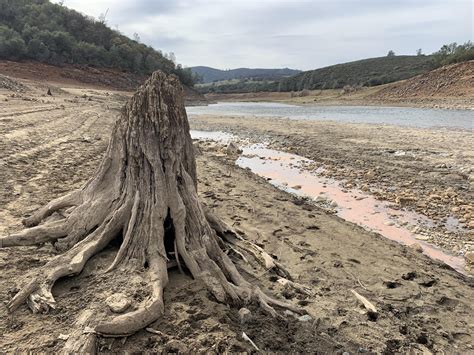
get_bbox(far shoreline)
[203,90,473,111]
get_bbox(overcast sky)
[54,0,473,70]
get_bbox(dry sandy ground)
[0,76,473,353]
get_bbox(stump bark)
[1,71,302,352]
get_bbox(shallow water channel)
[191,130,466,274]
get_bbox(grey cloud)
[56,0,473,70]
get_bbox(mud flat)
[189,114,474,270]
[0,76,473,353]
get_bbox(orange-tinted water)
[237,145,466,274]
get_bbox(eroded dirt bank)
[0,77,473,353]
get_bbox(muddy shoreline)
[190,114,474,271]
[204,91,474,110]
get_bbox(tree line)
[0,0,199,86]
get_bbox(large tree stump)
[1,71,302,351]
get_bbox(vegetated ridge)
[198,55,434,94]
[190,66,301,83]
[0,0,198,85]
[198,41,474,95]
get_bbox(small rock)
[238,307,251,324]
[409,243,423,253]
[292,185,302,190]
[284,310,297,318]
[298,314,313,322]
[315,196,327,202]
[226,142,242,155]
[465,251,474,264]
[58,333,69,340]
[166,339,188,353]
[106,293,131,313]
[415,234,430,241]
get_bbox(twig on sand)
[242,332,260,351]
[146,328,167,337]
[350,289,377,314]
[343,269,370,291]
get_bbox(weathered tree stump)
[1,71,302,351]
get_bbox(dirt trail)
[0,76,473,353]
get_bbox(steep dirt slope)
[369,61,474,107]
[0,60,207,105]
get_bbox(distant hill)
[197,55,436,94]
[277,55,434,91]
[191,66,301,83]
[0,0,197,85]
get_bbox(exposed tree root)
[63,310,97,353]
[7,200,131,313]
[0,219,67,247]
[22,190,82,228]
[1,71,308,352]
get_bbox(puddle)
[190,130,467,274]
[190,130,235,143]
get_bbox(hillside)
[203,61,474,110]
[198,55,435,94]
[191,66,300,83]
[0,0,196,85]
[278,55,434,91]
[369,60,474,102]
[0,59,208,105]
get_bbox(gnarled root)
[22,190,82,227]
[0,219,67,248]
[7,200,131,313]
[63,310,97,354]
[205,208,292,279]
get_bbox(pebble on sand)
[106,293,131,313]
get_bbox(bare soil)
[370,61,474,108]
[0,74,473,353]
[190,115,474,263]
[0,60,207,105]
